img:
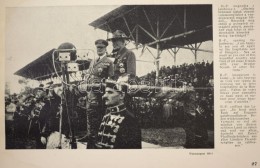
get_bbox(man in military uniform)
[83,39,114,149]
[194,95,209,148]
[28,84,49,149]
[107,30,137,112]
[107,30,136,81]
[38,83,62,149]
[95,81,141,149]
[183,92,209,148]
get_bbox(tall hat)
[107,30,130,41]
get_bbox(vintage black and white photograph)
[5,5,214,149]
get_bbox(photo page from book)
[0,0,259,168]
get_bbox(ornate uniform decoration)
[113,47,136,80]
[87,59,114,84]
[96,104,141,149]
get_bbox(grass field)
[142,127,214,148]
[6,127,214,149]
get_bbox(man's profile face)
[102,87,124,107]
[112,39,125,50]
[96,45,106,56]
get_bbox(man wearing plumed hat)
[82,39,114,149]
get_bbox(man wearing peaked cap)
[33,84,46,99]
[94,80,141,149]
[81,39,114,149]
[95,39,108,47]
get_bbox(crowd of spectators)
[135,61,214,127]
[130,91,214,129]
[139,61,214,88]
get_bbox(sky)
[5,6,213,93]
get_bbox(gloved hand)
[41,136,47,145]
[78,82,88,93]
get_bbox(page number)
[252,162,257,166]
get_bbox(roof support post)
[195,43,197,63]
[173,7,185,30]
[174,48,177,66]
[146,47,156,59]
[143,8,156,36]
[155,13,160,85]
[123,16,135,41]
[105,23,112,39]
[140,46,146,57]
[131,25,137,34]
[167,48,179,66]
[188,44,195,55]
[160,15,177,39]
[138,24,157,41]
[136,26,139,49]
[188,42,202,63]
[167,49,175,65]
[184,6,187,32]
[171,48,180,66]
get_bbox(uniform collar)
[97,53,106,62]
[106,104,126,114]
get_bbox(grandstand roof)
[14,5,212,81]
[89,5,213,50]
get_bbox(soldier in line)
[39,83,62,148]
[81,39,114,149]
[95,81,141,149]
[28,84,49,149]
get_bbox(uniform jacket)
[96,104,141,149]
[85,55,114,84]
[113,47,136,79]
[40,94,61,137]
